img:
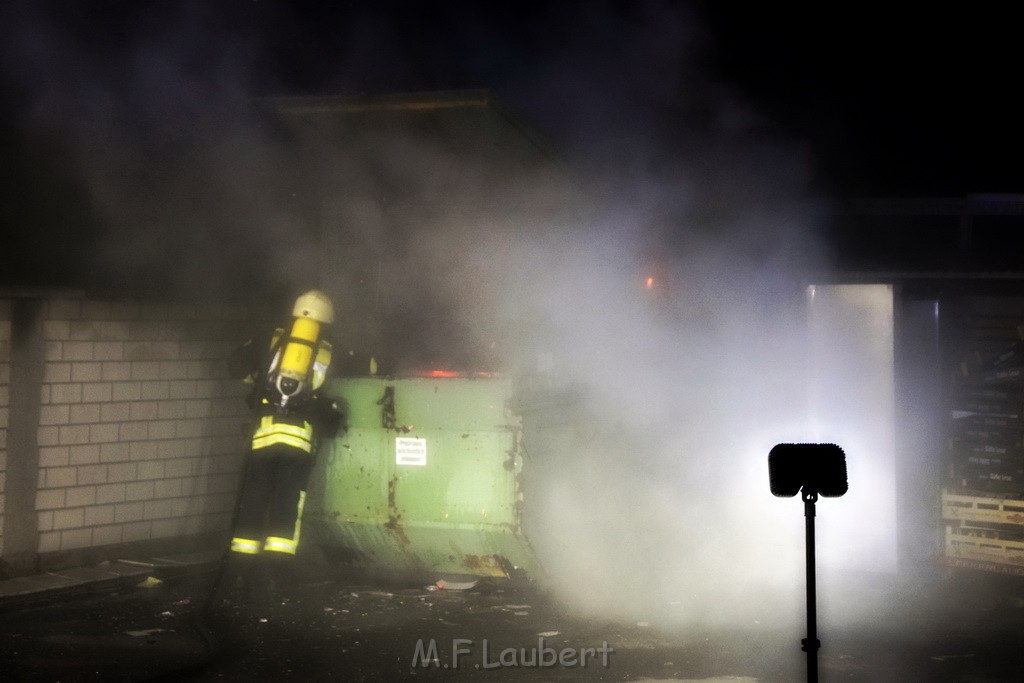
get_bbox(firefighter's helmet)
[293,290,334,324]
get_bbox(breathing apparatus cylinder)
[280,317,320,381]
[275,317,320,401]
[271,290,334,408]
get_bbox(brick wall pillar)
[0,302,10,559]
[2,299,45,575]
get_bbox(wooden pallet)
[945,525,1024,568]
[942,490,1024,525]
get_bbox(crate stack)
[948,330,1024,495]
[943,327,1024,574]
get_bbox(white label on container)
[395,437,427,466]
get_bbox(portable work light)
[768,442,847,683]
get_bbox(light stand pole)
[768,443,847,683]
[802,487,820,683]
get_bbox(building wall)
[0,294,252,565]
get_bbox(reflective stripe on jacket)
[251,414,313,453]
[231,537,261,554]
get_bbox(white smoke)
[0,0,912,644]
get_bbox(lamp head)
[769,443,848,498]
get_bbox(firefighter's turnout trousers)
[231,413,315,557]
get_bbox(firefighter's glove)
[316,398,345,437]
[228,339,259,380]
[244,387,260,412]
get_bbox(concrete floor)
[2,556,1024,682]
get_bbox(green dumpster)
[305,376,539,580]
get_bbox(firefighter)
[225,289,342,596]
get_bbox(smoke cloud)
[1,0,911,644]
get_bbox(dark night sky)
[704,3,1024,197]
[233,0,1024,197]
[245,0,1023,197]
[4,1,1021,195]
[1,1,1022,287]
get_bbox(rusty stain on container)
[461,554,507,576]
[384,514,411,546]
[384,475,411,545]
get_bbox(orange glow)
[645,276,655,289]
[409,369,502,379]
[422,369,461,378]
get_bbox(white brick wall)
[0,302,10,557]
[30,296,251,554]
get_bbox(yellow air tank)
[279,317,320,382]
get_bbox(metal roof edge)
[256,89,496,115]
[255,89,563,162]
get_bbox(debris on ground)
[931,653,975,661]
[430,579,478,591]
[125,629,166,637]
